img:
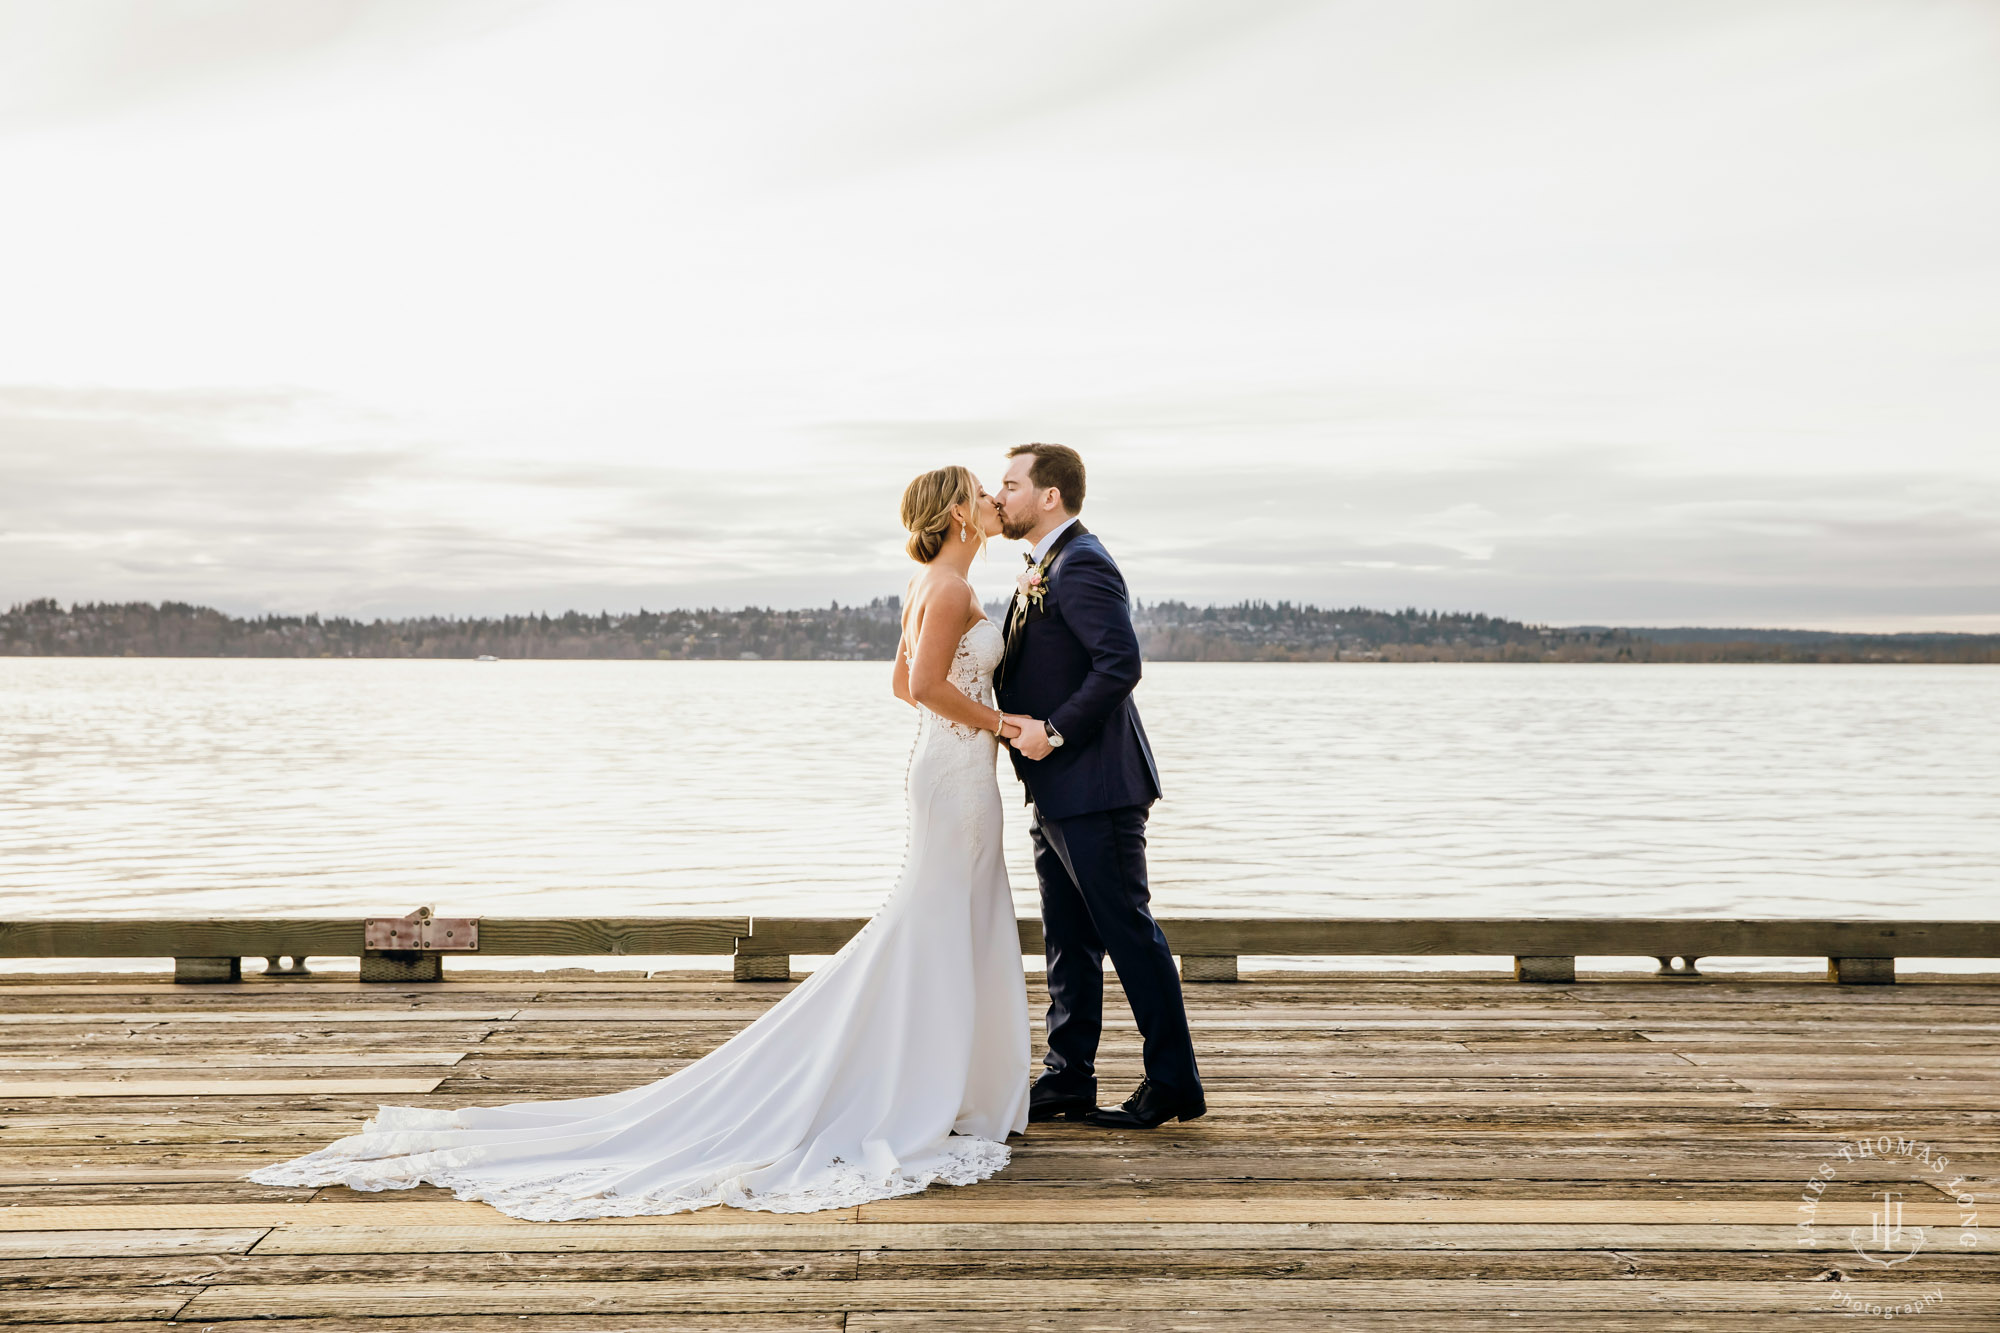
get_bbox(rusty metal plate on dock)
[363,909,479,952]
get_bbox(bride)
[247,466,1033,1220]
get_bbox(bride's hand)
[998,713,1030,741]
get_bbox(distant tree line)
[1130,601,2000,664]
[2,597,1993,663]
[1137,601,1612,662]
[0,598,904,661]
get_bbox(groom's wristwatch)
[1044,722,1064,748]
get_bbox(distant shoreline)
[5,598,1994,664]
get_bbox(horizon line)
[6,596,1996,642]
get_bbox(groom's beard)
[998,508,1035,542]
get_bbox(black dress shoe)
[1028,1078,1098,1123]
[1085,1079,1206,1129]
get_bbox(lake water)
[2,659,1995,971]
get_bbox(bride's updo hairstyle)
[900,465,983,563]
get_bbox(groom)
[993,443,1204,1130]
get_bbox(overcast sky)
[2,0,1995,629]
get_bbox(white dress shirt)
[1030,516,1080,566]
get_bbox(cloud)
[0,386,907,615]
[0,4,1994,631]
[4,387,1995,628]
[0,0,539,133]
[1106,451,2000,625]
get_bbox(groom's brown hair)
[1007,443,1085,514]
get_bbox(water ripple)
[0,660,1994,926]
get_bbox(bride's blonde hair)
[900,465,985,562]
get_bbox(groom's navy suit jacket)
[995,523,1162,820]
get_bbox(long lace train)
[248,619,1029,1220]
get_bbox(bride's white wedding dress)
[247,619,1029,1220]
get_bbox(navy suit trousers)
[1030,801,1201,1097]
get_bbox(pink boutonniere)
[1015,560,1050,613]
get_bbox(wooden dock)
[2,965,1995,1330]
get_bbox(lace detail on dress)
[910,620,1004,858]
[248,1125,1011,1222]
[938,628,995,738]
[904,619,1002,740]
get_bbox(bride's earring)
[959,522,968,543]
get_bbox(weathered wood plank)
[0,920,364,959]
[1178,919,2000,957]
[0,1287,199,1322]
[0,1227,267,1257]
[0,1204,861,1231]
[1678,1052,2000,1069]
[0,1184,312,1207]
[737,917,2000,960]
[0,918,748,960]
[0,971,1983,995]
[476,919,749,957]
[848,1317,1992,1333]
[738,919,868,954]
[47,1312,844,1320]
[17,1250,1935,1294]
[13,917,1993,964]
[0,1196,1972,1233]
[855,1198,1971,1224]
[0,1078,443,1099]
[254,1222,875,1253]
[251,1221,1855,1254]
[462,1013,1626,1031]
[2,1251,860,1290]
[497,1004,1601,1022]
[0,1009,517,1025]
[173,1278,2000,1317]
[0,1168,281,1186]
[0,1052,466,1070]
[849,1248,1998,1283]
